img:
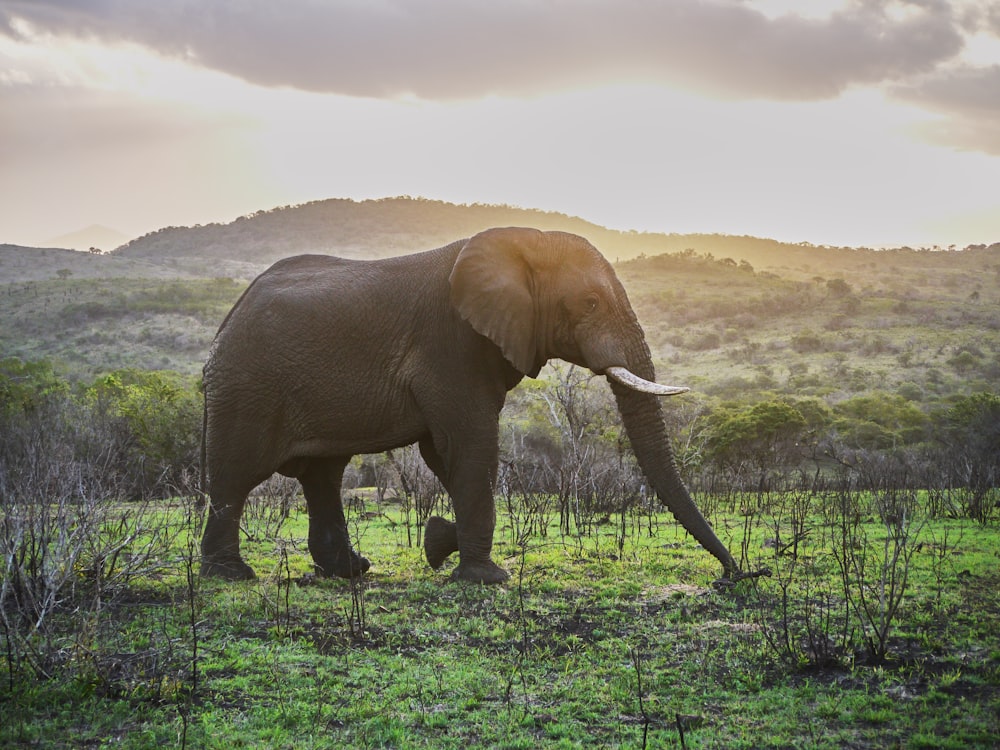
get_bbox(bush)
[0,358,69,414]
[689,331,722,350]
[0,384,190,679]
[502,364,644,530]
[704,399,808,480]
[833,392,927,450]
[931,392,1000,521]
[1,361,202,502]
[826,278,852,297]
[84,369,202,499]
[790,331,824,354]
[947,349,980,374]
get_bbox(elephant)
[200,227,744,584]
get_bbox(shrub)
[790,331,824,354]
[2,361,203,503]
[704,399,808,480]
[947,349,980,374]
[0,358,69,414]
[0,384,188,679]
[833,392,927,450]
[502,364,644,529]
[84,369,202,499]
[826,278,852,297]
[931,392,1000,522]
[689,331,721,350]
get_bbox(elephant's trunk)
[608,339,739,578]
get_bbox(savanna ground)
[2,485,998,749]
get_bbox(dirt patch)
[642,583,710,602]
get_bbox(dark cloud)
[891,64,1000,154]
[958,0,1000,35]
[0,0,966,100]
[894,63,1000,118]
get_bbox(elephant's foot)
[713,565,772,590]
[201,556,257,580]
[314,549,371,579]
[449,559,509,585]
[424,516,459,570]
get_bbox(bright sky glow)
[0,0,997,249]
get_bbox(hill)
[617,250,1000,402]
[5,197,998,286]
[0,244,204,283]
[112,197,617,272]
[111,196,1000,281]
[1,196,998,393]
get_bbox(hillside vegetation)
[109,195,1000,281]
[618,248,1000,402]
[2,197,998,395]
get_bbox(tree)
[705,399,808,478]
[943,392,1000,443]
[936,392,1000,518]
[0,357,69,415]
[826,278,851,297]
[833,392,926,450]
[86,369,202,499]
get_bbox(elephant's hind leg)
[300,457,371,578]
[201,478,257,580]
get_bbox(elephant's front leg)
[420,421,508,583]
[446,454,509,584]
[300,457,371,578]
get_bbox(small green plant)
[829,486,924,664]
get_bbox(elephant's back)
[203,247,460,388]
[238,248,458,312]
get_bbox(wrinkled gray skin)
[200,228,741,583]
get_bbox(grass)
[3,493,999,748]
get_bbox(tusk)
[605,366,689,396]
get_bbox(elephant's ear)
[450,228,542,377]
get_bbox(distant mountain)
[116,196,771,267]
[115,195,792,268]
[113,197,998,281]
[44,225,131,253]
[113,197,624,268]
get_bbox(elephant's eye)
[583,295,599,314]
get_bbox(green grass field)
[3,492,998,749]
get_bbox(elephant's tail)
[198,384,208,509]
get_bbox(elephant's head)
[449,227,742,579]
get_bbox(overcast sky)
[1,0,998,249]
